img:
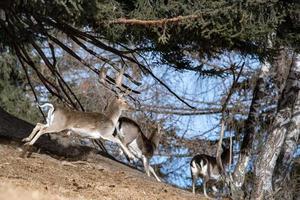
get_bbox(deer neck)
[106,105,122,126]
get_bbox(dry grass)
[0,142,207,200]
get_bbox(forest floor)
[0,140,207,200]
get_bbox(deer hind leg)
[142,156,150,176]
[203,179,208,198]
[22,123,46,142]
[192,175,196,194]
[149,165,161,182]
[190,161,199,194]
[24,128,47,146]
[21,124,50,158]
[24,125,62,146]
[142,156,161,182]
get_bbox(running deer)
[115,117,162,182]
[22,68,135,160]
[190,144,231,197]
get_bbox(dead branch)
[216,62,244,174]
[17,52,46,121]
[69,35,142,87]
[30,39,81,110]
[136,105,246,116]
[107,15,201,26]
[44,18,195,109]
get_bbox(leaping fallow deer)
[115,117,162,182]
[22,68,135,160]
[190,144,231,197]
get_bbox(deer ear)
[157,124,161,133]
[99,67,107,84]
[115,68,124,88]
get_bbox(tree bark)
[273,54,300,199]
[251,54,300,199]
[231,63,270,199]
[232,49,291,199]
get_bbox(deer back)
[118,117,155,157]
[52,106,114,132]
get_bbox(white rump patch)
[200,160,208,176]
[191,160,200,176]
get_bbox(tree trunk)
[232,49,291,199]
[0,106,34,140]
[273,54,300,199]
[251,54,300,199]
[231,62,270,199]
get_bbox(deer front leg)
[192,175,196,194]
[106,135,135,160]
[22,123,45,142]
[116,139,135,160]
[101,134,135,160]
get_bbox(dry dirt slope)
[0,141,206,200]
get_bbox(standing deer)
[190,144,231,197]
[115,117,162,182]
[22,68,135,160]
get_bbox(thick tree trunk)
[232,49,291,199]
[231,63,270,199]
[273,54,300,199]
[251,54,300,199]
[0,106,34,140]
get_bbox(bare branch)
[69,35,142,86]
[136,104,246,116]
[17,51,46,121]
[43,18,193,108]
[45,32,140,94]
[216,63,245,174]
[107,15,201,26]
[30,39,82,110]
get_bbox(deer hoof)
[22,137,30,142]
[23,142,31,146]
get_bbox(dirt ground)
[0,141,206,200]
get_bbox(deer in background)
[190,144,231,197]
[22,68,135,160]
[115,117,163,182]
